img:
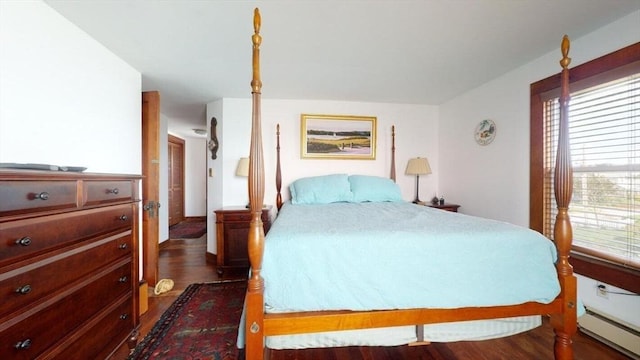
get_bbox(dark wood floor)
[110,236,631,360]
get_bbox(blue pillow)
[348,175,403,202]
[290,174,353,204]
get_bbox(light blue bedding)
[262,201,560,312]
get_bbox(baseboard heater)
[578,307,640,359]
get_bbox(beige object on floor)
[154,278,174,295]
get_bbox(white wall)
[206,100,224,253]
[439,10,640,327]
[206,98,437,254]
[1,0,143,279]
[0,1,141,174]
[184,136,207,217]
[439,10,640,226]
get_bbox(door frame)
[141,91,160,287]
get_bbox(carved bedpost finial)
[251,8,262,94]
[276,124,283,210]
[254,7,261,34]
[560,35,571,70]
[390,125,396,182]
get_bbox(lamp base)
[412,175,422,205]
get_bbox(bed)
[242,8,577,360]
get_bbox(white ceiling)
[44,0,640,139]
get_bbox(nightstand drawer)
[218,211,252,223]
[215,209,270,223]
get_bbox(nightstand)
[215,206,272,274]
[426,203,460,212]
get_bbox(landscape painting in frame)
[301,114,377,160]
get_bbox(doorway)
[168,134,185,226]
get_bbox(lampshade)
[235,157,250,177]
[405,157,432,175]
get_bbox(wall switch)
[209,168,214,177]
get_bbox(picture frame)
[300,114,377,160]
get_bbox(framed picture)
[301,114,377,159]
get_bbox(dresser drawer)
[0,205,133,267]
[0,233,132,319]
[53,295,134,360]
[0,181,77,217]
[83,180,135,206]
[0,262,132,360]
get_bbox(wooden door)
[168,135,185,226]
[141,91,160,287]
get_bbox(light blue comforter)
[261,202,560,312]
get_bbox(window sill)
[571,251,640,294]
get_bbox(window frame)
[530,41,640,294]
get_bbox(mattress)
[262,202,560,312]
[237,201,561,349]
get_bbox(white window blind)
[544,73,640,267]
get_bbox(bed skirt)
[241,316,541,349]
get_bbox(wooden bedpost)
[246,8,266,360]
[390,125,396,182]
[276,124,283,210]
[551,35,577,360]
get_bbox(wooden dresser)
[0,169,141,359]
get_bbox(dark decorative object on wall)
[208,117,219,159]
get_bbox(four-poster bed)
[243,8,577,360]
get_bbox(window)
[530,42,640,292]
[543,74,639,267]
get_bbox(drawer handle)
[107,188,120,195]
[118,243,128,250]
[15,237,32,246]
[15,285,32,295]
[119,214,128,221]
[118,276,128,283]
[14,339,32,350]
[34,192,49,200]
[119,314,128,320]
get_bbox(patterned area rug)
[128,281,246,360]
[169,220,207,239]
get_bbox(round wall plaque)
[474,119,496,145]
